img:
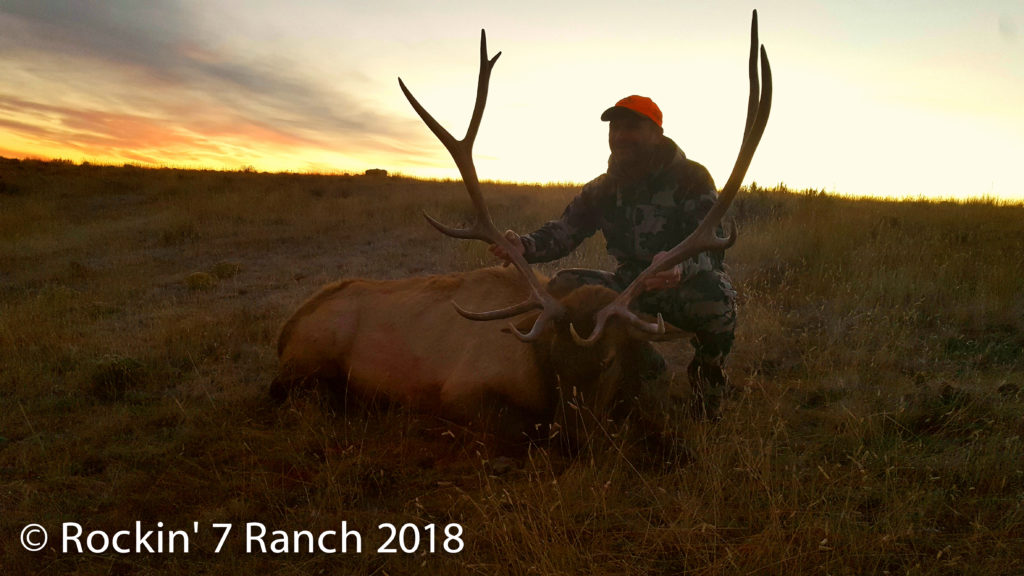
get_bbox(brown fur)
[273,265,680,446]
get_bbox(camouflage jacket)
[521,136,723,284]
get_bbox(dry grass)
[1,158,1022,574]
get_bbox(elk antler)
[571,9,773,345]
[399,30,565,342]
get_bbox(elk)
[272,11,771,447]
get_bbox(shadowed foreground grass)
[1,158,1022,574]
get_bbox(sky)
[1,1,1022,201]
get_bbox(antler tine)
[400,30,565,341]
[744,10,760,139]
[398,30,499,241]
[572,9,772,346]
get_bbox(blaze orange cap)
[600,95,663,127]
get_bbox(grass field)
[1,157,1022,574]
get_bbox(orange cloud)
[0,2,432,173]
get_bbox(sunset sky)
[1,1,1022,201]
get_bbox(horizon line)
[3,154,1022,208]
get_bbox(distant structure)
[364,168,388,177]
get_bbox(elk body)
[272,12,772,446]
[273,267,660,444]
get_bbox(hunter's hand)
[489,230,525,267]
[641,251,683,291]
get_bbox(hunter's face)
[608,114,662,165]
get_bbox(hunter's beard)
[608,144,658,179]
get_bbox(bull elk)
[272,11,771,447]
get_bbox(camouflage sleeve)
[520,183,602,263]
[674,163,724,278]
